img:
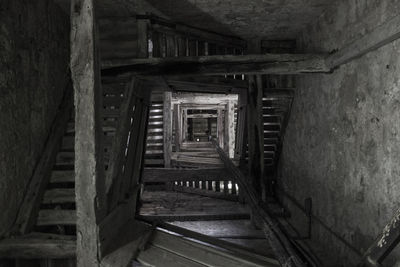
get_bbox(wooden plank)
[212,139,306,267]
[102,53,329,76]
[50,170,75,184]
[154,221,278,264]
[327,14,400,69]
[12,82,73,235]
[43,189,75,204]
[99,220,151,267]
[105,79,136,209]
[360,207,400,266]
[163,92,172,167]
[0,233,76,259]
[143,167,231,182]
[247,75,265,198]
[235,90,247,164]
[98,192,138,256]
[137,245,206,267]
[136,14,246,48]
[142,228,278,267]
[172,185,239,201]
[37,209,76,226]
[71,0,106,265]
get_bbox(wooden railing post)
[211,139,306,267]
[71,0,106,265]
[247,75,265,199]
[163,92,172,167]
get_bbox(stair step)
[0,233,76,259]
[37,209,76,226]
[50,170,74,183]
[43,189,75,204]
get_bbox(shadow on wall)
[145,0,238,37]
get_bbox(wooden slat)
[50,170,74,184]
[172,185,239,201]
[247,75,265,198]
[12,82,73,235]
[212,139,306,267]
[137,227,278,267]
[43,189,75,204]
[0,233,76,259]
[142,165,222,181]
[101,54,330,76]
[37,209,76,226]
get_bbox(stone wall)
[278,1,400,266]
[0,0,70,237]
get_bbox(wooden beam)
[235,90,247,164]
[0,233,76,259]
[142,221,279,266]
[172,185,239,201]
[12,84,73,235]
[212,139,306,267]
[71,0,106,266]
[136,14,246,48]
[136,224,279,267]
[143,167,232,182]
[163,92,172,167]
[360,208,400,266]
[327,14,400,69]
[247,75,265,198]
[101,53,329,76]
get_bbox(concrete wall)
[0,0,70,237]
[278,1,400,266]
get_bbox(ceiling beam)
[101,53,330,76]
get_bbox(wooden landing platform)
[139,191,250,221]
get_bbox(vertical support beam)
[235,90,247,164]
[247,75,265,199]
[173,104,181,152]
[182,108,188,142]
[137,19,149,59]
[163,92,172,167]
[217,108,224,149]
[71,0,105,266]
[227,100,235,158]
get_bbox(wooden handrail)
[106,77,150,212]
[359,207,400,267]
[211,138,307,267]
[12,81,73,235]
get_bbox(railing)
[106,77,151,212]
[211,138,307,267]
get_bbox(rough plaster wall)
[0,0,70,237]
[278,1,400,266]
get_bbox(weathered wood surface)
[98,192,139,257]
[0,233,76,259]
[163,92,172,167]
[136,225,279,267]
[143,167,232,182]
[12,85,73,235]
[136,14,246,48]
[139,191,249,221]
[37,210,76,226]
[71,0,106,265]
[212,139,306,267]
[101,53,329,76]
[172,185,239,201]
[360,207,400,267]
[247,75,265,197]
